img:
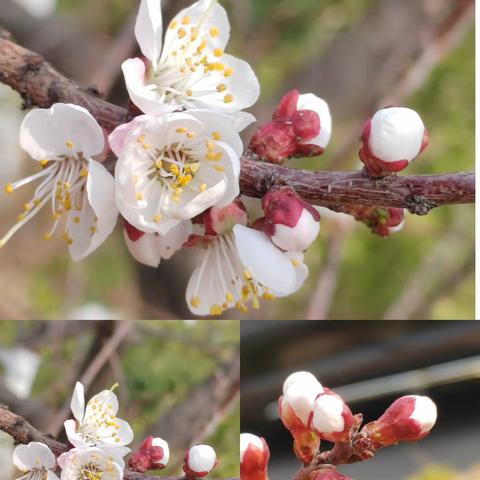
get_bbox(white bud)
[283,371,322,394]
[187,445,216,474]
[297,94,332,149]
[409,395,437,433]
[369,107,425,163]
[283,380,323,425]
[240,433,265,463]
[311,394,345,434]
[152,437,170,466]
[272,209,320,252]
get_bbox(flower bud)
[183,445,218,479]
[344,206,405,237]
[262,188,320,252]
[311,390,354,444]
[250,90,331,164]
[279,372,323,464]
[128,436,169,473]
[362,395,437,448]
[359,106,428,175]
[204,200,248,236]
[240,433,270,480]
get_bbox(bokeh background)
[0,320,240,478]
[241,320,480,480]
[0,0,474,320]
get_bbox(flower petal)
[122,58,175,115]
[211,142,240,209]
[68,159,118,261]
[124,230,162,267]
[64,419,88,449]
[135,0,163,66]
[234,225,296,294]
[284,251,308,294]
[231,111,256,132]
[20,103,104,159]
[296,94,332,149]
[13,442,56,470]
[162,0,230,62]
[156,220,192,259]
[71,381,85,423]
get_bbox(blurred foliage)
[408,464,480,480]
[0,321,240,477]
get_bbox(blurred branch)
[0,31,474,212]
[0,405,239,480]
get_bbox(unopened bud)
[183,445,218,479]
[263,188,320,252]
[359,106,428,176]
[240,433,270,480]
[363,395,437,448]
[204,199,248,236]
[309,469,352,480]
[127,436,169,473]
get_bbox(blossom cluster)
[241,371,437,480]
[11,381,218,480]
[1,0,429,317]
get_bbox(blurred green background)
[0,320,240,478]
[0,0,474,320]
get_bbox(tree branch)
[0,405,239,480]
[0,32,474,212]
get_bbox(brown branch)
[0,405,239,480]
[0,32,474,212]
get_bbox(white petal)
[70,381,85,422]
[283,371,322,395]
[409,396,437,433]
[47,471,60,480]
[284,251,309,294]
[156,220,192,259]
[233,225,296,294]
[13,442,56,470]
[211,142,240,209]
[109,121,136,158]
[272,210,320,252]
[186,109,244,157]
[312,395,345,433]
[20,103,104,159]
[283,382,319,426]
[240,433,264,462]
[64,419,87,449]
[135,0,163,65]
[86,389,119,417]
[122,58,175,115]
[188,445,216,473]
[163,0,230,61]
[151,437,170,465]
[231,111,256,132]
[296,94,332,149]
[369,107,425,162]
[124,230,162,267]
[69,159,118,261]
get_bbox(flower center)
[80,398,123,445]
[78,462,103,480]
[25,468,49,480]
[1,149,96,247]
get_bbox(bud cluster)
[344,206,405,237]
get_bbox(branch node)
[405,194,438,215]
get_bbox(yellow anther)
[153,214,162,223]
[178,28,187,39]
[143,143,151,150]
[176,127,188,133]
[244,269,253,280]
[187,132,196,139]
[191,27,199,41]
[214,152,223,161]
[210,304,224,316]
[215,63,225,71]
[208,63,216,71]
[224,94,234,104]
[43,233,52,241]
[90,226,97,235]
[80,169,89,178]
[291,259,301,267]
[198,40,208,52]
[66,140,74,149]
[24,203,31,212]
[190,296,201,308]
[155,159,163,169]
[5,184,14,194]
[206,140,216,151]
[189,163,200,173]
[137,134,145,143]
[136,192,144,201]
[40,159,49,167]
[181,15,191,25]
[224,67,234,77]
[52,212,61,220]
[63,182,71,189]
[172,195,181,203]
[199,183,208,192]
[214,48,224,57]
[169,20,178,29]
[175,187,183,195]
[211,133,222,143]
[33,199,41,206]
[74,216,81,224]
[170,164,179,174]
[216,83,227,92]
[215,165,225,172]
[226,292,234,303]
[263,292,276,300]
[210,27,219,38]
[17,213,25,221]
[186,89,193,97]
[206,152,217,161]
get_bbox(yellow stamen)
[215,165,225,172]
[216,83,227,92]
[224,67,234,77]
[5,184,14,194]
[199,183,208,192]
[169,20,178,29]
[224,94,234,104]
[66,140,74,149]
[214,48,224,57]
[190,296,201,308]
[178,28,187,39]
[40,159,49,167]
[181,15,191,25]
[153,214,162,223]
[136,192,144,201]
[210,27,219,38]
[176,127,188,133]
[212,132,222,141]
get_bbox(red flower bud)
[359,107,428,176]
[249,121,298,164]
[262,187,320,251]
[240,433,270,480]
[183,445,218,479]
[127,436,169,473]
[309,469,352,480]
[346,206,405,237]
[362,395,437,448]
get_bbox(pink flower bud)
[309,469,352,480]
[250,90,331,164]
[262,188,320,251]
[345,206,405,237]
[127,436,169,473]
[363,395,437,448]
[279,372,323,464]
[311,390,354,444]
[204,200,248,236]
[183,445,218,479]
[360,107,428,175]
[240,433,270,480]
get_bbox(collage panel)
[0,320,240,480]
[241,321,480,480]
